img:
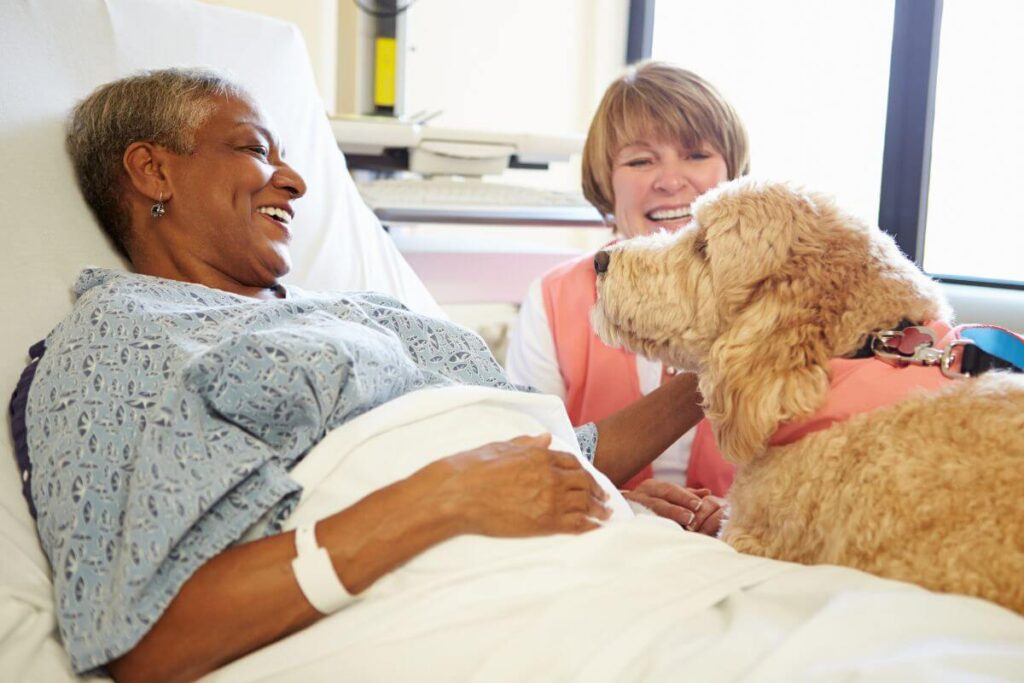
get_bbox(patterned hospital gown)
[24,268,598,673]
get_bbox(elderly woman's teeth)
[256,206,290,222]
[648,207,691,221]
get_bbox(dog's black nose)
[594,250,610,274]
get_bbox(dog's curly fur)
[592,177,1024,613]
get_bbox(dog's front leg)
[720,523,768,557]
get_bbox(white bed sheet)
[208,386,1024,682]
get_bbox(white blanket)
[211,387,1024,682]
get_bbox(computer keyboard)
[355,177,605,226]
[357,177,588,208]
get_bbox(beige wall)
[200,0,630,133]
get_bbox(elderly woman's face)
[161,95,306,287]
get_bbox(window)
[923,0,1023,284]
[649,0,895,222]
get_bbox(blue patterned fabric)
[25,268,598,673]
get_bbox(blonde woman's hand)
[687,489,727,536]
[622,480,725,536]
[431,433,612,538]
[622,479,701,527]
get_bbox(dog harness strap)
[868,322,1023,378]
[958,326,1024,376]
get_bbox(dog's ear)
[701,292,832,464]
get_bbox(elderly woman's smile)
[255,204,294,230]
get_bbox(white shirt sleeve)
[505,277,567,400]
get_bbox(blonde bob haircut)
[582,61,750,219]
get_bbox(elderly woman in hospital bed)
[4,3,1024,682]
[22,66,647,680]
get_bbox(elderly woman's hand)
[431,433,612,537]
[622,480,726,536]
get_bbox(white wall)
[402,0,627,135]
[199,0,339,113]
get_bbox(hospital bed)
[2,1,1023,681]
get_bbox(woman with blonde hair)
[507,61,748,518]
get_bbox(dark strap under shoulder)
[8,340,45,518]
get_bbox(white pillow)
[0,0,439,678]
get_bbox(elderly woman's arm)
[591,372,704,486]
[108,434,609,683]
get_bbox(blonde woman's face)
[610,138,728,238]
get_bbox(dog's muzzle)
[594,250,610,274]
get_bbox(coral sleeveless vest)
[541,250,733,493]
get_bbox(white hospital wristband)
[291,522,356,614]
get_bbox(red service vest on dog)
[685,321,1020,486]
[541,250,734,494]
[770,321,962,446]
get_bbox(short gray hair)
[66,68,250,257]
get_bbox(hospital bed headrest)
[0,4,439,673]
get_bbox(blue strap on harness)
[959,326,1024,375]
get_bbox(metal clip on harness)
[870,326,971,379]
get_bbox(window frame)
[877,0,942,268]
[626,0,656,65]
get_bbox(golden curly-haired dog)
[592,177,1024,614]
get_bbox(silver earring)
[151,194,166,218]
